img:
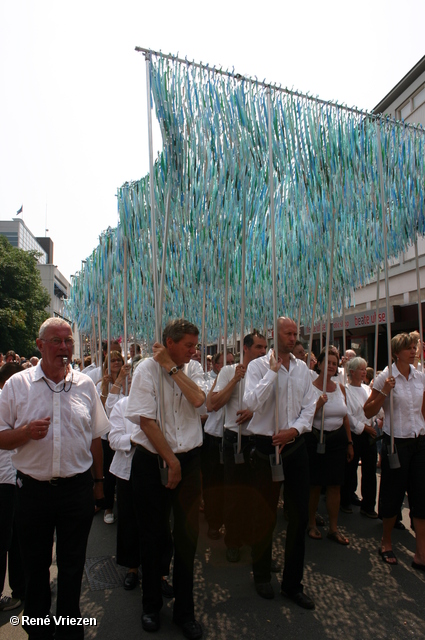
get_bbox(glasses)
[41,338,75,347]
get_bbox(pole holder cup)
[233,443,244,464]
[388,446,400,469]
[269,454,284,482]
[160,467,169,486]
[316,442,326,454]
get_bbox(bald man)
[244,317,316,608]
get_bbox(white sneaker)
[103,512,115,524]
[0,595,21,611]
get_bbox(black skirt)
[305,426,348,486]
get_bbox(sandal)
[327,530,349,545]
[379,549,398,565]
[307,526,322,540]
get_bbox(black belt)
[251,433,304,459]
[223,429,252,444]
[383,433,425,449]
[17,469,91,487]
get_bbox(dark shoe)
[255,582,274,599]
[0,595,21,611]
[141,612,160,632]
[315,513,325,527]
[351,494,362,506]
[161,578,174,598]
[123,571,139,590]
[207,527,220,540]
[360,508,378,519]
[174,619,203,639]
[282,590,315,610]
[270,558,281,572]
[340,504,353,514]
[394,520,406,530]
[226,547,240,563]
[412,561,425,572]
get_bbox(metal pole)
[374,270,380,379]
[145,51,167,484]
[267,88,283,481]
[97,303,102,372]
[297,307,301,337]
[107,281,111,377]
[201,285,206,373]
[223,250,229,363]
[317,205,336,454]
[123,240,128,395]
[159,190,171,321]
[307,268,320,369]
[376,123,399,468]
[415,238,424,370]
[79,333,84,370]
[235,196,247,463]
[91,315,96,367]
[342,294,347,385]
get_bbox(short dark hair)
[5,350,16,361]
[0,362,24,386]
[162,319,199,346]
[244,329,266,348]
[315,347,339,372]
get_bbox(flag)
[16,205,23,215]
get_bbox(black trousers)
[102,439,116,511]
[16,470,94,640]
[222,430,254,548]
[341,431,377,512]
[250,436,309,594]
[200,433,224,530]
[132,446,201,624]
[0,483,24,598]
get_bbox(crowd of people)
[0,317,425,640]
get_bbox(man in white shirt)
[126,319,205,640]
[0,318,109,640]
[244,317,316,607]
[208,331,267,562]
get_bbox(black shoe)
[351,494,362,506]
[207,527,220,540]
[161,578,174,598]
[226,547,240,563]
[360,508,378,519]
[394,520,406,530]
[282,590,315,610]
[340,504,353,514]
[123,571,139,590]
[141,612,160,632]
[270,558,281,573]
[255,582,274,599]
[174,619,203,639]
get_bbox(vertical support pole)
[377,123,399,468]
[91,315,97,367]
[318,205,336,454]
[107,280,111,377]
[123,240,128,395]
[342,293,347,385]
[267,88,283,481]
[79,333,85,370]
[201,285,206,373]
[235,196,247,463]
[97,303,102,373]
[223,250,229,363]
[307,268,320,369]
[145,51,167,484]
[374,270,380,379]
[415,238,424,370]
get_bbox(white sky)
[1,0,424,282]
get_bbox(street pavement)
[2,476,425,640]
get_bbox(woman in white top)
[96,351,130,524]
[365,333,425,569]
[306,348,353,544]
[342,358,378,517]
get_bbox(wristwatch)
[169,366,179,376]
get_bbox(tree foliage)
[0,235,50,355]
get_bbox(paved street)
[2,479,425,640]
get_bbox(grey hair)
[39,318,71,339]
[346,356,367,377]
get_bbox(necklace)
[42,373,73,393]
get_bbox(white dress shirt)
[125,357,204,454]
[0,450,16,485]
[0,362,110,480]
[108,397,135,481]
[373,364,425,438]
[345,383,372,435]
[243,350,316,437]
[215,364,251,435]
[203,371,225,438]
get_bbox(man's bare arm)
[0,418,50,450]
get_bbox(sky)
[1,0,424,283]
